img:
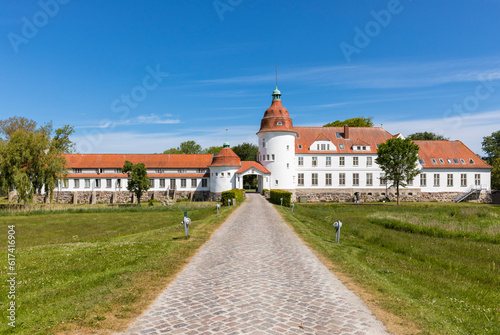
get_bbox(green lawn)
[1,202,239,335]
[276,202,500,335]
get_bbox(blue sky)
[1,0,500,155]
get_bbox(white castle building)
[53,87,492,204]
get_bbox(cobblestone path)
[120,193,390,335]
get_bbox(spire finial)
[223,129,230,148]
[275,64,278,89]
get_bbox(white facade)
[258,131,296,190]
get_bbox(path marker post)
[333,221,342,243]
[280,198,283,206]
[216,204,220,216]
[291,203,294,214]
[182,211,191,238]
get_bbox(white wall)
[258,131,296,189]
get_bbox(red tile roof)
[64,154,214,169]
[258,99,295,133]
[414,141,491,169]
[66,173,209,178]
[236,161,270,174]
[209,148,241,167]
[294,127,393,154]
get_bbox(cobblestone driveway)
[120,193,390,335]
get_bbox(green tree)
[203,146,223,155]
[122,161,151,205]
[375,138,420,205]
[0,117,74,204]
[481,130,500,164]
[491,158,500,190]
[407,132,449,141]
[323,116,374,127]
[163,140,203,154]
[232,142,258,161]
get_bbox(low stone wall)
[294,188,492,203]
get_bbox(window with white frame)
[420,174,426,187]
[262,138,265,147]
[298,157,304,166]
[160,179,166,188]
[339,157,345,166]
[74,179,80,188]
[73,168,82,173]
[353,173,359,186]
[312,157,318,167]
[178,169,187,173]
[326,173,332,186]
[475,174,480,186]
[95,179,101,188]
[312,173,318,186]
[460,174,467,187]
[106,179,112,188]
[181,179,186,188]
[326,157,332,167]
[170,179,176,189]
[380,174,386,186]
[149,179,154,188]
[272,154,275,160]
[434,174,440,187]
[353,157,359,166]
[367,157,372,167]
[191,179,197,187]
[339,173,346,186]
[202,179,208,187]
[156,168,164,174]
[366,173,373,186]
[116,179,121,188]
[447,174,453,187]
[298,173,304,186]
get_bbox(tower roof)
[258,87,295,134]
[209,147,241,167]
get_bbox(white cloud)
[76,114,180,129]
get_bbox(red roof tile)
[64,154,214,169]
[414,141,491,169]
[209,148,241,167]
[294,127,393,154]
[66,173,209,178]
[258,99,295,133]
[236,161,270,174]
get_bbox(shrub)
[269,190,292,207]
[262,188,269,196]
[221,190,236,206]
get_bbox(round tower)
[257,87,296,190]
[209,142,241,200]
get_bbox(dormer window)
[276,121,283,125]
[469,158,475,164]
[453,159,459,164]
[339,144,344,149]
[438,159,444,164]
[447,159,453,164]
[298,145,302,149]
[431,158,437,164]
[336,132,342,139]
[419,159,426,165]
[460,159,466,164]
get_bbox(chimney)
[344,125,350,139]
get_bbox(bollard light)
[333,221,342,243]
[291,203,294,214]
[181,211,191,238]
[280,197,283,206]
[216,204,221,216]
[228,199,231,207]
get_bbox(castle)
[51,87,492,204]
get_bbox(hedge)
[269,190,292,207]
[221,189,244,206]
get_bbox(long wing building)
[52,87,492,204]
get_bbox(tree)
[375,138,420,205]
[481,130,500,164]
[232,142,258,161]
[203,146,223,155]
[407,132,449,141]
[163,140,203,154]
[491,158,500,190]
[0,117,74,204]
[122,161,151,205]
[323,116,374,127]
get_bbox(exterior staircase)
[455,185,483,203]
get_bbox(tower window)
[277,121,283,125]
[262,139,265,148]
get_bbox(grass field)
[276,202,500,335]
[0,201,239,335]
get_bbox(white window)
[116,179,121,188]
[353,173,359,186]
[339,157,345,166]
[272,154,275,160]
[73,168,82,174]
[326,157,332,167]
[191,179,197,187]
[367,157,372,167]
[156,168,164,174]
[420,174,426,187]
[287,163,289,169]
[311,173,318,186]
[262,139,265,148]
[287,145,289,151]
[202,179,208,187]
[160,179,166,188]
[321,144,326,150]
[267,155,270,160]
[366,173,373,186]
[74,179,80,188]
[298,173,304,186]
[298,157,304,166]
[461,174,467,187]
[115,169,122,173]
[150,179,154,188]
[380,174,386,186]
[312,157,318,167]
[434,174,440,187]
[106,179,112,188]
[170,179,176,189]
[326,173,332,186]
[339,173,345,186]
[475,174,480,186]
[447,174,453,187]
[181,179,186,188]
[275,179,278,186]
[95,179,101,188]
[353,157,359,166]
